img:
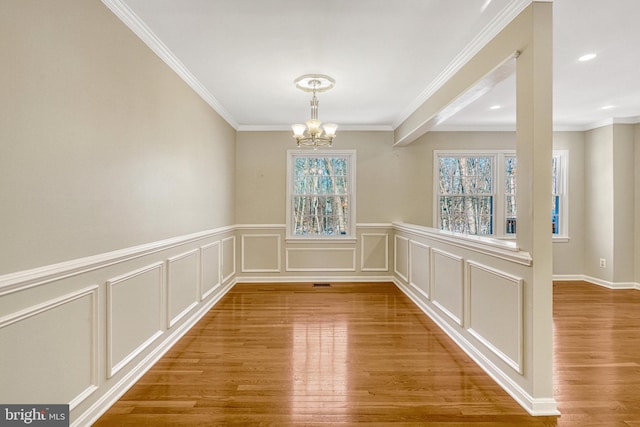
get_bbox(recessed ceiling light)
[601,105,615,110]
[489,105,501,110]
[578,53,597,62]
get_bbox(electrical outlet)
[599,258,606,268]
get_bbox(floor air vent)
[313,283,331,287]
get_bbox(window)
[437,155,494,235]
[435,150,567,238]
[551,153,567,235]
[505,155,517,235]
[287,150,356,239]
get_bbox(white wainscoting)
[394,235,409,282]
[221,236,236,283]
[409,240,430,299]
[0,227,236,427]
[241,234,281,273]
[107,263,164,378]
[467,261,523,374]
[392,222,557,416]
[166,249,200,328]
[235,224,393,282]
[431,248,464,326]
[0,286,99,408]
[200,241,221,300]
[1,222,560,424]
[360,233,389,272]
[286,247,356,272]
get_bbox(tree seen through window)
[291,154,352,237]
[438,156,493,235]
[436,151,566,237]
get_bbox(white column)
[515,2,555,408]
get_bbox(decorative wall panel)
[286,248,356,271]
[241,234,281,273]
[361,233,389,272]
[0,286,98,406]
[200,241,221,300]
[409,241,430,299]
[107,263,164,377]
[0,227,236,426]
[167,250,200,328]
[394,235,409,282]
[467,261,523,373]
[431,248,464,326]
[221,236,236,283]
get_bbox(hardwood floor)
[94,281,640,426]
[553,281,640,427]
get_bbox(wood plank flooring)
[94,281,640,426]
[553,281,640,427]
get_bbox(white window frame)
[434,151,498,236]
[552,150,569,240]
[286,149,356,241]
[434,149,568,239]
[504,152,517,237]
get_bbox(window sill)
[472,235,570,243]
[285,236,357,244]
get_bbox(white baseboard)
[552,274,585,282]
[394,278,560,417]
[234,275,395,284]
[553,274,640,290]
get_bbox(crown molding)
[101,0,239,129]
[236,125,394,132]
[614,116,640,124]
[554,116,640,132]
[427,116,640,133]
[552,123,591,132]
[392,0,532,129]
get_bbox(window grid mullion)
[288,151,354,238]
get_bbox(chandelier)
[291,74,337,149]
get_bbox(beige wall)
[235,131,517,227]
[0,0,236,275]
[552,132,585,276]
[612,124,635,283]
[584,126,615,281]
[237,130,590,277]
[236,130,428,225]
[636,124,640,284]
[583,124,637,284]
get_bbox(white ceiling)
[111,0,640,132]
